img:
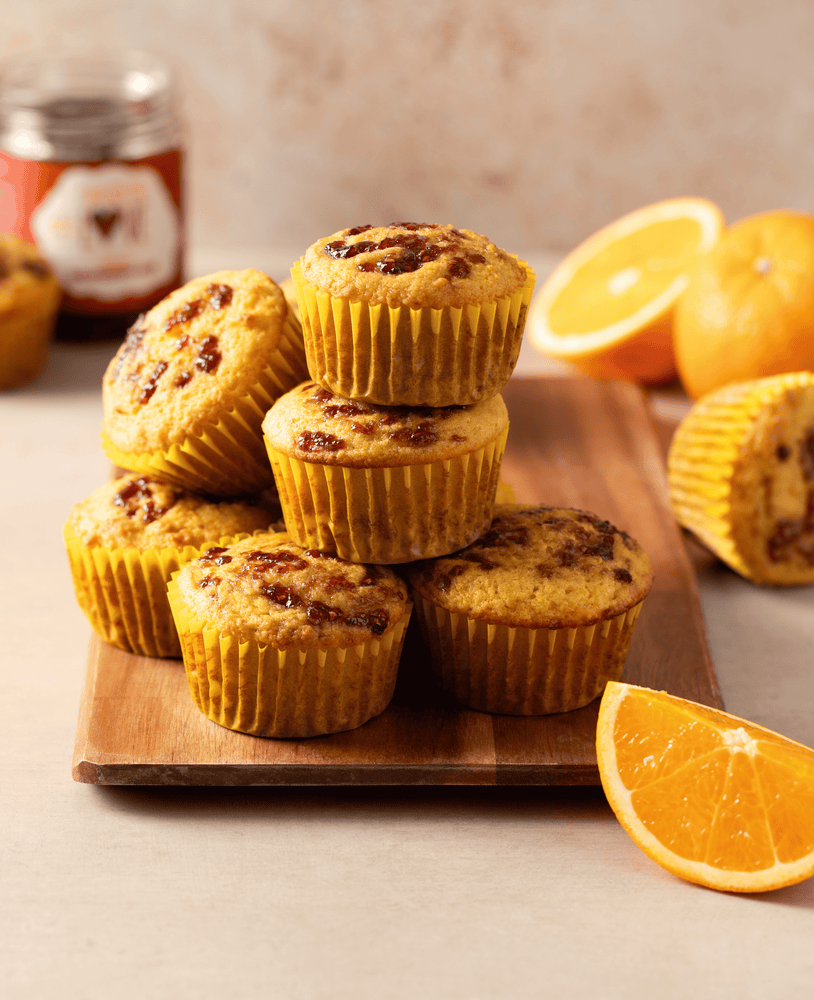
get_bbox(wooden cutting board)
[72,375,721,786]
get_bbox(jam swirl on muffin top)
[186,536,407,645]
[427,506,639,594]
[291,382,465,455]
[110,281,233,403]
[262,381,509,470]
[323,222,489,280]
[406,504,653,631]
[112,475,179,525]
[300,223,528,312]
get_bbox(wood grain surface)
[72,376,722,786]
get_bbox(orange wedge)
[528,198,724,385]
[596,682,814,893]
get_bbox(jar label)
[0,149,184,315]
[31,162,180,301]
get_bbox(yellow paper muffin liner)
[412,596,643,715]
[0,285,61,391]
[291,260,536,407]
[667,371,814,584]
[494,477,516,504]
[265,426,509,563]
[168,578,412,737]
[64,525,256,658]
[101,312,308,496]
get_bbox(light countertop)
[2,249,813,1000]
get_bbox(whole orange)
[674,210,814,399]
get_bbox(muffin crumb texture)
[669,372,814,585]
[408,504,653,629]
[300,223,526,309]
[174,533,409,649]
[102,268,298,453]
[737,386,814,574]
[263,380,508,468]
[66,474,279,550]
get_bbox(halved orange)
[596,681,814,893]
[528,198,725,385]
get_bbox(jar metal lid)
[0,51,180,162]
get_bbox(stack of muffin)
[64,269,308,661]
[65,223,654,739]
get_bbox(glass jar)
[0,51,184,340]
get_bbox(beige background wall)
[3,0,814,255]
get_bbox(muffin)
[101,269,309,496]
[64,473,281,658]
[167,533,412,737]
[406,504,653,715]
[0,234,61,390]
[262,380,510,563]
[291,222,535,407]
[279,276,300,321]
[668,371,814,585]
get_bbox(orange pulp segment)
[596,681,814,892]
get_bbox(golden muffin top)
[102,269,302,454]
[65,474,280,550]
[406,504,653,629]
[297,223,527,309]
[0,233,61,313]
[262,380,509,468]
[173,532,410,649]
